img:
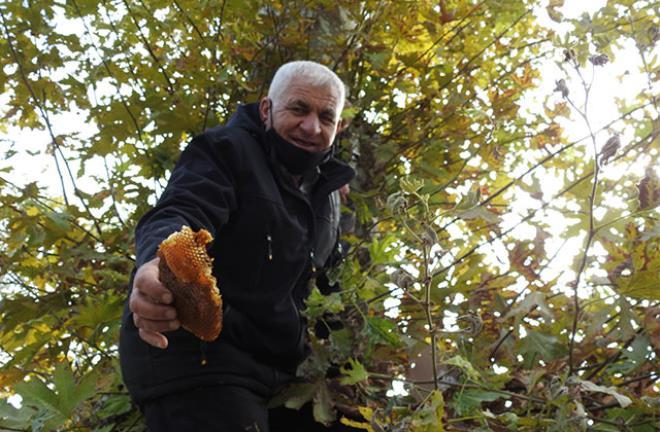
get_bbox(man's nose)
[299,113,321,135]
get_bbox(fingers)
[130,257,181,349]
[130,257,176,321]
[130,288,177,321]
[133,312,180,333]
[339,184,350,204]
[133,257,173,304]
[139,329,169,349]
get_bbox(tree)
[0,0,657,430]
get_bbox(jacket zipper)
[262,154,352,357]
[269,165,318,257]
[310,249,316,273]
[266,234,273,261]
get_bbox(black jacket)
[119,104,355,402]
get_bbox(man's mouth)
[291,137,318,150]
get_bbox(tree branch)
[172,0,205,41]
[0,11,69,206]
[120,0,176,95]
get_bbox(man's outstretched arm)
[129,133,239,348]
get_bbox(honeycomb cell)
[157,226,223,342]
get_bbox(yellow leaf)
[340,417,373,431]
[358,406,374,421]
[432,390,446,431]
[19,256,41,267]
[26,206,40,217]
[0,367,25,388]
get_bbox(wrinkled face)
[259,81,342,153]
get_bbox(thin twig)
[103,156,128,228]
[567,58,602,376]
[120,0,175,94]
[0,11,69,206]
[172,0,205,40]
[422,243,439,390]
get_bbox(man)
[119,61,356,431]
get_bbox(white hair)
[268,61,346,117]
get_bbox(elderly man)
[119,61,356,431]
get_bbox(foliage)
[0,0,658,430]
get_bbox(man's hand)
[129,257,180,349]
[339,184,350,204]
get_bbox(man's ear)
[259,97,270,127]
[337,100,353,133]
[337,116,351,134]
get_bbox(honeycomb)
[157,226,222,342]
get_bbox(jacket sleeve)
[317,189,356,294]
[134,132,240,267]
[316,240,346,296]
[314,192,355,339]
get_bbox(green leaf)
[412,390,445,431]
[16,365,97,426]
[14,378,65,426]
[73,295,124,329]
[313,381,336,426]
[619,269,660,300]
[504,291,554,322]
[365,316,400,347]
[445,355,481,382]
[0,399,33,430]
[368,234,398,266]
[329,328,353,358]
[519,331,565,368]
[623,335,651,366]
[400,177,425,194]
[304,287,344,320]
[44,210,71,235]
[453,389,505,416]
[454,184,481,210]
[341,106,358,119]
[97,393,132,420]
[269,382,317,410]
[457,206,499,223]
[52,364,78,416]
[339,358,369,385]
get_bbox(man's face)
[260,81,342,153]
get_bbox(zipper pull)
[267,234,273,261]
[200,341,208,366]
[310,249,316,273]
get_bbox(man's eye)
[291,106,306,114]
